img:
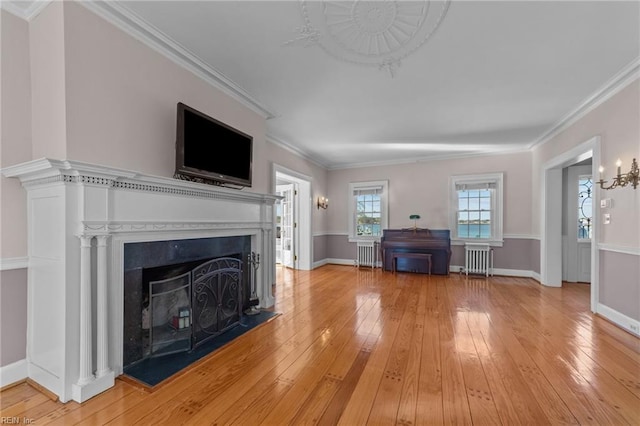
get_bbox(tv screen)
[175,102,253,187]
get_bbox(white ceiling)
[5,1,640,169]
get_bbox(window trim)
[449,172,503,247]
[348,180,388,242]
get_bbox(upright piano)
[380,228,451,275]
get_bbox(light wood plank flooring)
[2,265,639,425]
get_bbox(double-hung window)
[348,180,388,241]
[450,173,503,245]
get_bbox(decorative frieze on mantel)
[2,158,280,205]
[2,158,279,404]
[82,221,269,234]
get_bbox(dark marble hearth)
[123,310,279,387]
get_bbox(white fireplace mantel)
[2,158,280,403]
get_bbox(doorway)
[276,183,297,268]
[273,164,313,271]
[541,136,600,312]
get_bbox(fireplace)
[123,237,250,369]
[2,159,279,403]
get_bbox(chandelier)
[286,0,451,77]
[597,158,639,190]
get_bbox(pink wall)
[62,2,268,191]
[532,79,639,322]
[29,2,67,160]
[264,139,329,235]
[532,80,640,246]
[327,151,533,236]
[1,10,31,259]
[2,1,637,370]
[0,10,32,368]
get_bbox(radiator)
[356,241,377,268]
[464,243,493,277]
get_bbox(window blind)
[455,182,497,191]
[353,186,383,196]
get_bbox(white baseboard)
[313,259,330,269]
[493,268,535,278]
[450,265,538,279]
[0,359,27,388]
[325,258,357,266]
[597,303,640,337]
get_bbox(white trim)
[0,359,27,388]
[272,164,313,271]
[451,240,503,247]
[492,268,535,278]
[2,158,280,205]
[0,257,29,271]
[78,1,276,119]
[328,146,530,171]
[450,265,536,278]
[597,303,640,337]
[1,0,51,21]
[313,259,330,269]
[266,135,328,169]
[504,234,540,240]
[348,180,389,241]
[313,232,349,237]
[449,172,504,244]
[530,58,640,150]
[598,244,640,256]
[540,136,600,311]
[7,158,279,402]
[325,258,356,266]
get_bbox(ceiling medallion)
[286,0,451,77]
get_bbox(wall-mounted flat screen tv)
[175,102,253,187]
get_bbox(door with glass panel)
[577,175,592,283]
[276,184,296,269]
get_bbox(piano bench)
[392,252,432,275]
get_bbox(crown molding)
[327,145,530,170]
[266,134,329,169]
[529,57,640,151]
[1,0,51,21]
[79,1,277,120]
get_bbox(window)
[348,180,388,241]
[578,175,592,239]
[450,173,503,245]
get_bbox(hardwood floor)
[2,265,639,425]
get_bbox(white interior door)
[277,184,296,268]
[564,165,592,283]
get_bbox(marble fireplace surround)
[2,159,279,403]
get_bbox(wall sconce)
[598,158,639,190]
[317,196,329,209]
